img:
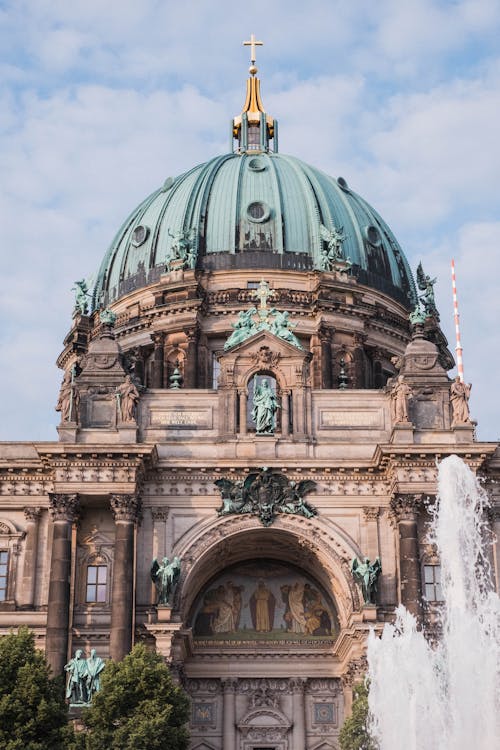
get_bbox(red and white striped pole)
[451,259,464,382]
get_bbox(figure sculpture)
[55,366,79,423]
[64,649,88,704]
[416,262,438,317]
[390,376,412,423]
[116,375,140,422]
[351,556,382,605]
[251,378,280,434]
[450,376,472,424]
[224,308,258,350]
[167,228,195,269]
[150,556,181,606]
[86,648,105,698]
[72,279,90,315]
[270,310,303,349]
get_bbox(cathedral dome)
[93,151,417,310]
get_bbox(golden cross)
[243,33,263,65]
[253,279,275,311]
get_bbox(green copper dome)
[93,151,417,309]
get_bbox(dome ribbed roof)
[93,152,417,309]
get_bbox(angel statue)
[150,556,181,606]
[351,556,382,605]
[319,223,349,271]
[167,227,196,268]
[282,480,317,519]
[416,262,438,318]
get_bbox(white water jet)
[368,455,500,750]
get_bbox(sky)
[0,0,499,441]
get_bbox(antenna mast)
[451,259,464,382]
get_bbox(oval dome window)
[247,202,271,223]
[131,225,150,247]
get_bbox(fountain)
[367,455,500,749]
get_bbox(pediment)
[222,328,310,359]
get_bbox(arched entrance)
[152,514,365,749]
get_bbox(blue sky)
[0,0,499,440]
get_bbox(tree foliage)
[339,681,378,750]
[73,643,190,750]
[0,626,70,750]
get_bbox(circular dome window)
[248,157,266,172]
[247,201,271,223]
[131,225,149,247]
[363,224,382,247]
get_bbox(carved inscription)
[319,410,382,428]
[150,409,212,428]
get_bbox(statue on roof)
[224,308,258,350]
[319,223,351,272]
[270,309,303,349]
[55,364,79,423]
[416,262,438,318]
[450,376,472,424]
[72,279,90,316]
[167,228,196,269]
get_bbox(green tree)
[0,626,70,750]
[73,643,190,750]
[339,681,378,750]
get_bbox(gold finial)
[243,33,263,75]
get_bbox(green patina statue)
[72,279,90,315]
[351,556,382,605]
[99,308,117,326]
[409,305,426,326]
[64,648,105,706]
[215,468,317,527]
[150,556,181,606]
[252,378,280,434]
[270,309,303,349]
[416,262,438,318]
[224,308,258,350]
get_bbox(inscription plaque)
[319,410,382,429]
[150,408,212,428]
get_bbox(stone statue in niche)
[116,375,140,422]
[251,378,280,434]
[151,556,181,606]
[351,556,382,605]
[56,365,79,423]
[450,376,472,424]
[390,376,412,423]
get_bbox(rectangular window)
[212,355,221,390]
[0,551,8,602]
[86,565,107,603]
[424,564,442,602]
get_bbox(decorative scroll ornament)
[215,467,317,527]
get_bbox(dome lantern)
[232,34,278,154]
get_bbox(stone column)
[391,494,423,620]
[46,493,79,677]
[320,329,333,389]
[281,390,290,437]
[110,493,141,661]
[291,677,307,748]
[238,388,247,435]
[20,507,42,608]
[184,328,198,388]
[222,678,236,750]
[362,506,379,561]
[151,333,165,388]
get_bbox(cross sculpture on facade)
[243,33,263,67]
[253,279,276,311]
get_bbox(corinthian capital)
[48,493,79,522]
[390,494,422,523]
[24,506,42,522]
[110,493,141,522]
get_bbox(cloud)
[0,0,499,441]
